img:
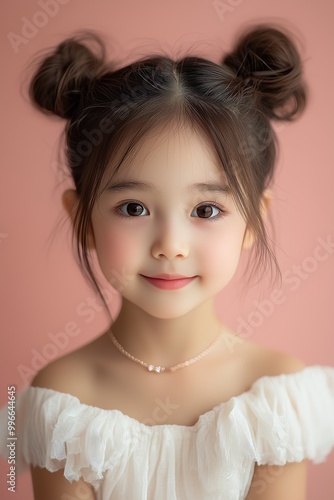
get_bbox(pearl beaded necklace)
[108,330,223,373]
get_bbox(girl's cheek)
[198,229,243,273]
[95,224,144,284]
[106,237,129,266]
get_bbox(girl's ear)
[62,189,79,220]
[62,189,96,250]
[242,188,273,250]
[259,188,273,220]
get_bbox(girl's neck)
[109,298,224,368]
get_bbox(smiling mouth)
[140,274,197,290]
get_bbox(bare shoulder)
[31,349,90,399]
[257,345,306,376]
[232,334,306,383]
[30,332,108,400]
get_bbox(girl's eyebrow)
[106,181,154,192]
[106,180,231,194]
[189,182,231,195]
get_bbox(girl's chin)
[136,308,195,321]
[121,298,205,321]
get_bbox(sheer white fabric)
[1,366,334,499]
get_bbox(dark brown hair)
[28,25,307,314]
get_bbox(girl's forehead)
[105,123,227,187]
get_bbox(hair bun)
[29,31,106,120]
[223,25,307,120]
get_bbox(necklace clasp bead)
[148,365,165,373]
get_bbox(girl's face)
[91,123,249,319]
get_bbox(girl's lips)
[140,274,197,290]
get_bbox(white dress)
[1,365,334,499]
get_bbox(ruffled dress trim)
[0,365,334,498]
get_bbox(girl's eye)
[191,204,225,219]
[117,202,149,217]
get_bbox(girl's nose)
[151,219,189,260]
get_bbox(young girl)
[1,24,334,500]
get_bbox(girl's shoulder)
[30,330,111,402]
[221,328,306,387]
[246,340,306,377]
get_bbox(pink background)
[1,0,333,498]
